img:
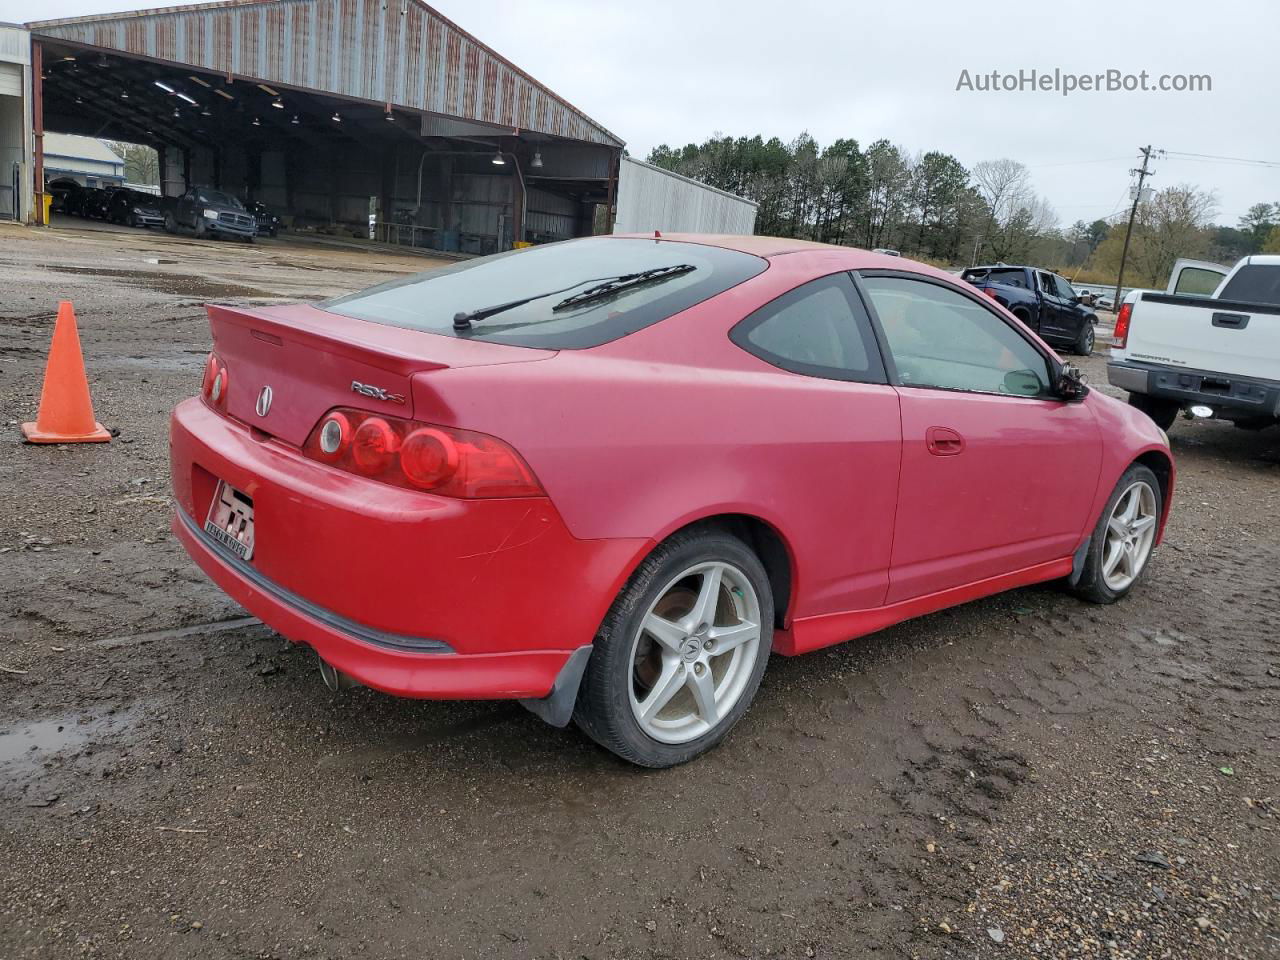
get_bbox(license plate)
[204,481,255,561]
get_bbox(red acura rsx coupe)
[171,234,1173,767]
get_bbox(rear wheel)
[1073,464,1162,604]
[164,212,177,234]
[574,527,772,767]
[1073,322,1095,356]
[1128,393,1178,430]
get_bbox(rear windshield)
[1219,264,1280,306]
[323,237,768,349]
[962,267,1028,289]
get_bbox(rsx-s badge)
[351,380,407,404]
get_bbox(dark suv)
[164,187,256,242]
[961,265,1099,355]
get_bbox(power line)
[1027,155,1135,170]
[1164,150,1280,168]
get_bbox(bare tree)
[1132,185,1218,284]
[972,159,1057,262]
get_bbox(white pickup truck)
[1108,255,1280,430]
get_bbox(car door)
[1167,259,1229,297]
[729,272,902,616]
[1036,270,1070,341]
[178,189,197,227]
[1052,274,1089,341]
[856,272,1102,604]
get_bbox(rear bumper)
[1108,360,1280,418]
[169,397,649,699]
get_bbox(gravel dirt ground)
[0,222,1276,960]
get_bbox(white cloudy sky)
[7,0,1276,226]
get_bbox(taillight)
[202,352,228,410]
[303,408,543,498]
[1113,302,1133,348]
[982,286,1000,301]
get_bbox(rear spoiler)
[208,304,450,376]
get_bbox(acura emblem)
[255,385,273,417]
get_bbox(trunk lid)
[208,303,554,446]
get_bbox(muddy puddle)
[50,265,271,300]
[0,706,139,781]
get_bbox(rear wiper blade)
[551,264,695,312]
[452,264,697,330]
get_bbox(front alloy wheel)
[575,527,773,767]
[1100,480,1158,591]
[1073,463,1162,603]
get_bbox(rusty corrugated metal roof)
[28,0,623,147]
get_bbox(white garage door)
[0,62,21,98]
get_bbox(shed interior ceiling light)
[331,112,341,122]
[271,98,284,109]
[154,80,175,93]
[290,114,300,124]
[120,90,129,99]
[189,75,211,88]
[252,117,261,126]
[384,111,395,121]
[531,151,544,169]
[177,92,198,105]
[491,151,505,165]
[215,88,234,100]
[258,84,279,96]
[62,56,76,61]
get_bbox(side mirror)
[1055,364,1089,403]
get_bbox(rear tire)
[1072,464,1162,604]
[164,213,177,234]
[1128,393,1178,430]
[573,526,773,768]
[1073,323,1095,356]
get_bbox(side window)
[1038,272,1058,298]
[730,273,886,383]
[1054,275,1077,300]
[860,275,1054,398]
[1174,266,1227,297]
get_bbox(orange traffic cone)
[21,301,111,444]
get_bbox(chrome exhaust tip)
[317,655,361,692]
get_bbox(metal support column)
[31,39,44,225]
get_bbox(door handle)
[925,426,965,456]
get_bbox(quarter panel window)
[861,275,1054,397]
[730,273,886,383]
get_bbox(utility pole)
[970,234,983,267]
[1113,145,1160,307]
